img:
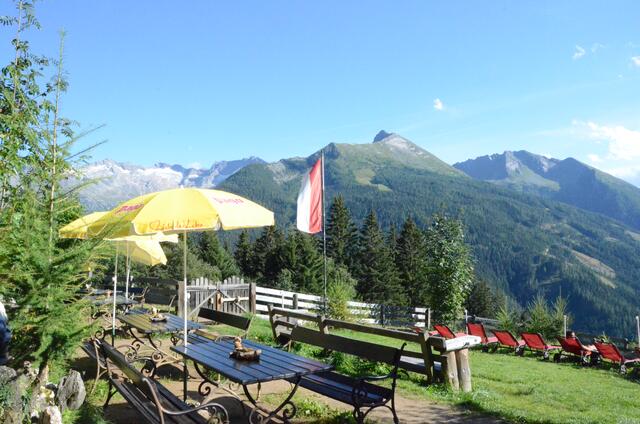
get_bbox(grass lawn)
[245,317,640,424]
[71,316,640,424]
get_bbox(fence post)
[464,309,468,333]
[427,308,431,330]
[380,305,385,327]
[293,294,299,310]
[249,283,256,314]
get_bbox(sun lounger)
[594,341,640,374]
[520,332,561,359]
[466,322,498,351]
[433,324,466,340]
[555,336,597,364]
[492,330,525,353]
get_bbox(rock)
[0,365,16,385]
[39,406,62,424]
[56,370,85,412]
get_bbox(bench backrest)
[493,330,519,347]
[101,342,158,402]
[290,325,402,366]
[198,307,251,332]
[557,336,586,356]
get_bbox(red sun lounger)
[520,332,561,359]
[433,324,466,340]
[466,323,498,351]
[594,341,640,374]
[492,330,525,353]
[555,336,597,364]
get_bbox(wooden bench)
[101,341,229,424]
[289,325,405,424]
[268,305,324,345]
[193,307,252,341]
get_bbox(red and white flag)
[297,158,323,234]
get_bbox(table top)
[91,295,137,307]
[118,312,202,335]
[171,335,334,386]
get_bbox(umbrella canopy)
[114,238,169,267]
[85,188,275,238]
[59,212,107,239]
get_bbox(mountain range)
[72,157,265,211]
[75,132,640,336]
[454,151,640,231]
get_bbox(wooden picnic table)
[171,334,334,424]
[118,311,202,376]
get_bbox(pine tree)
[423,214,474,322]
[326,195,358,270]
[355,210,406,305]
[252,226,285,286]
[465,279,498,318]
[197,232,239,280]
[284,231,323,294]
[396,217,428,306]
[234,230,254,278]
[0,6,101,378]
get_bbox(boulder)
[39,406,62,424]
[56,370,85,412]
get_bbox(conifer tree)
[252,226,285,285]
[465,279,498,318]
[197,232,239,280]
[0,4,101,379]
[326,195,358,270]
[285,231,323,294]
[355,210,406,305]
[396,217,428,306]
[234,230,254,278]
[423,214,474,322]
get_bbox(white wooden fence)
[255,285,428,327]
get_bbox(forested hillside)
[220,132,640,337]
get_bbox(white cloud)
[433,98,444,111]
[587,154,603,163]
[631,56,640,67]
[573,45,586,60]
[591,43,605,53]
[582,122,640,160]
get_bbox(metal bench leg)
[103,382,117,410]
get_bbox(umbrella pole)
[125,244,130,301]
[183,230,188,401]
[112,248,119,345]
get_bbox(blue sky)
[2,1,640,184]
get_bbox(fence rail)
[255,285,428,327]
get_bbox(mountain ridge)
[454,151,640,230]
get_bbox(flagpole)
[321,150,328,314]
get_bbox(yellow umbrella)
[59,212,107,239]
[86,188,275,400]
[85,188,275,239]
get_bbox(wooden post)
[268,304,279,341]
[418,332,434,383]
[456,349,472,392]
[293,293,299,310]
[249,283,256,314]
[427,308,431,330]
[443,351,459,391]
[380,305,385,327]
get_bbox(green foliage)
[0,4,100,371]
[326,263,357,320]
[423,214,474,322]
[354,210,406,305]
[465,280,499,318]
[146,236,221,281]
[326,195,358,269]
[196,232,239,279]
[524,294,568,339]
[496,302,520,334]
[395,217,428,307]
[234,229,253,277]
